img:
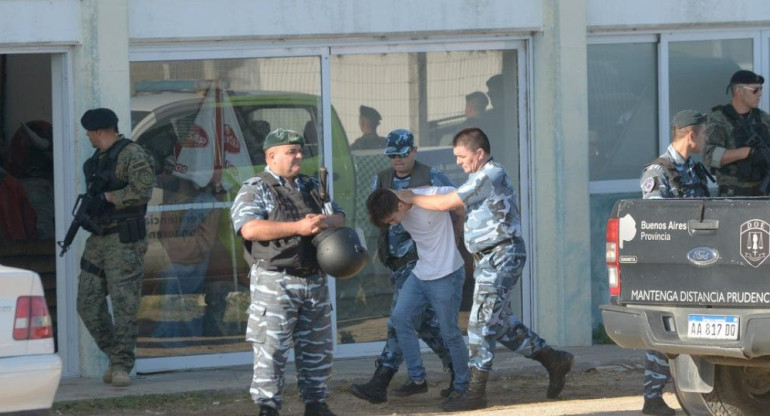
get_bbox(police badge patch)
[642,177,656,193]
[740,219,770,268]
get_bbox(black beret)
[81,108,119,131]
[727,70,765,93]
[359,105,381,122]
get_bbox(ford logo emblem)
[687,247,719,266]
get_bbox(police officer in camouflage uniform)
[76,108,155,387]
[704,70,770,196]
[395,127,574,412]
[639,110,712,415]
[350,129,456,404]
[231,128,344,416]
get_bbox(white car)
[0,265,61,415]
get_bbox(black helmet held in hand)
[313,227,369,279]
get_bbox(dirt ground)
[52,365,681,416]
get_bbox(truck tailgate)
[615,198,770,307]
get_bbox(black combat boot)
[304,401,337,416]
[440,364,455,398]
[532,346,574,399]
[642,396,676,416]
[440,367,488,412]
[390,378,428,396]
[258,405,279,416]
[350,363,397,404]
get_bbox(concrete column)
[75,0,131,377]
[531,0,592,346]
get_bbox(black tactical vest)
[82,138,147,227]
[247,172,323,272]
[645,157,711,198]
[712,104,770,182]
[375,161,432,270]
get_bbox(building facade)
[0,0,768,378]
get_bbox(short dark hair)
[453,127,491,154]
[366,189,400,228]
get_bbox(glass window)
[331,49,521,345]
[668,39,753,119]
[587,43,658,182]
[129,57,342,358]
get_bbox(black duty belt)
[388,251,418,271]
[263,266,319,277]
[472,238,514,262]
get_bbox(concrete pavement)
[54,345,643,403]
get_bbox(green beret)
[263,128,305,151]
[671,110,707,129]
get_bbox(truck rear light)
[606,217,621,297]
[13,296,54,340]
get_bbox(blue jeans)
[392,266,469,393]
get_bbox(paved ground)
[55,344,642,403]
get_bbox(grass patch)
[592,323,615,345]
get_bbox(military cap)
[263,128,304,151]
[359,105,382,122]
[727,70,765,93]
[671,110,708,130]
[384,129,414,157]
[80,108,119,131]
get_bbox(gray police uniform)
[371,161,456,370]
[640,144,710,399]
[231,167,343,410]
[456,158,547,371]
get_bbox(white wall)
[128,0,542,40]
[587,0,770,29]
[0,0,81,45]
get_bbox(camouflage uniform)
[77,135,155,373]
[456,158,546,371]
[640,143,710,400]
[231,167,343,410]
[704,105,770,196]
[370,167,455,371]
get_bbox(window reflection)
[588,43,658,181]
[331,49,521,344]
[130,57,328,357]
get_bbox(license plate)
[687,314,739,340]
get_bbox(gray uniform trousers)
[468,245,546,371]
[644,350,671,399]
[247,265,333,410]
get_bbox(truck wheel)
[677,365,770,416]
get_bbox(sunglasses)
[387,153,409,159]
[740,85,763,95]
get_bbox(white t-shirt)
[400,186,464,281]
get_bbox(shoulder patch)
[642,176,656,193]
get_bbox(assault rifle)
[746,130,770,196]
[57,184,107,257]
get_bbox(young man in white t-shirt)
[366,187,469,408]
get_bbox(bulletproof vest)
[712,104,770,181]
[375,161,432,270]
[82,138,147,228]
[246,172,323,271]
[645,157,710,198]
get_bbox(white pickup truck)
[0,265,61,415]
[602,198,770,416]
